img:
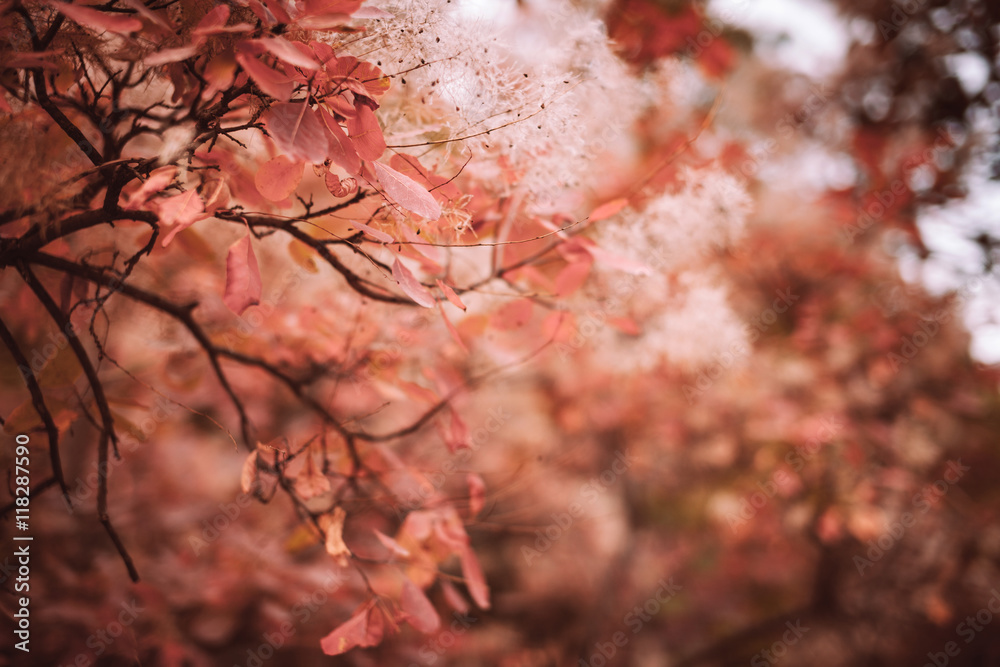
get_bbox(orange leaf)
[436,280,466,310]
[255,155,303,201]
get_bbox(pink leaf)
[251,36,320,70]
[491,298,533,330]
[589,197,629,222]
[587,245,652,275]
[374,162,441,221]
[295,453,331,499]
[319,602,385,656]
[554,259,593,297]
[264,103,330,164]
[438,302,469,354]
[354,6,394,18]
[460,546,490,609]
[467,474,485,517]
[241,451,260,495]
[349,220,392,243]
[346,103,386,161]
[391,258,435,308]
[145,43,202,66]
[436,280,466,311]
[193,4,229,33]
[158,190,206,247]
[440,581,470,614]
[400,579,441,634]
[235,49,293,101]
[255,155,304,202]
[444,408,470,452]
[223,232,262,315]
[48,1,142,34]
[125,166,176,210]
[374,529,410,558]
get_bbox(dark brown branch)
[0,209,158,268]
[0,318,70,504]
[26,252,256,447]
[18,264,139,582]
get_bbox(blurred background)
[2,0,1000,665]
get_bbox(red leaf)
[467,474,485,517]
[49,1,142,34]
[265,102,330,164]
[374,162,441,220]
[255,155,304,201]
[223,232,263,315]
[319,107,362,175]
[400,579,441,634]
[391,258,435,308]
[319,602,385,656]
[436,279,466,310]
[236,48,293,101]
[346,103,386,161]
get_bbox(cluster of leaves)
[0,0,617,658]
